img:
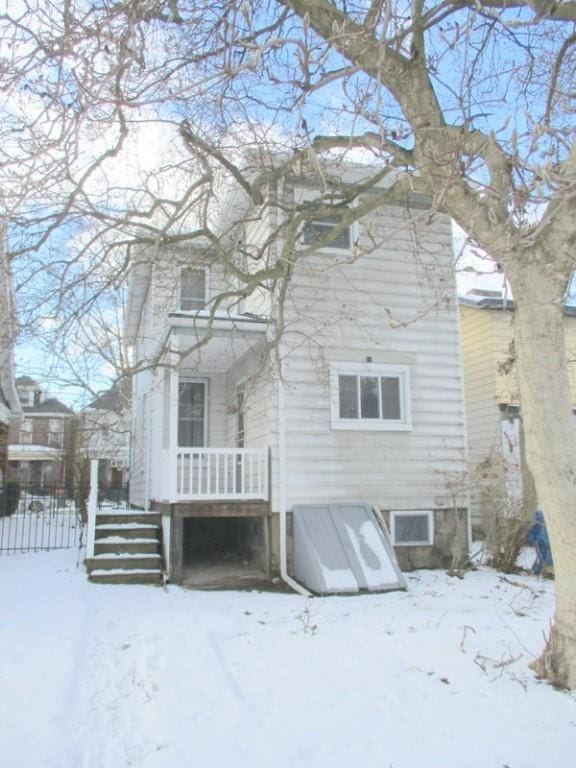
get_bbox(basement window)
[390,510,434,546]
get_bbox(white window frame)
[177,378,208,448]
[295,188,358,254]
[390,510,434,546]
[329,362,412,431]
[179,266,209,312]
[302,214,354,252]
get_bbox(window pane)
[395,515,430,544]
[303,216,351,249]
[381,377,401,420]
[178,382,205,447]
[177,419,204,448]
[181,268,206,311]
[360,377,380,419]
[339,375,358,419]
[178,382,205,418]
[236,386,245,448]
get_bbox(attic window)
[390,510,434,546]
[180,267,208,311]
[302,214,351,250]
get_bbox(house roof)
[459,290,576,316]
[16,375,39,386]
[23,397,74,415]
[86,383,129,412]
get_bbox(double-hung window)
[330,362,411,431]
[180,267,208,311]
[178,380,207,447]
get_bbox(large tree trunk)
[507,263,576,688]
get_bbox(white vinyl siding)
[279,201,467,512]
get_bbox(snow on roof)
[459,290,576,316]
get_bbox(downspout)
[144,391,151,513]
[455,297,472,553]
[271,175,310,596]
[277,370,311,597]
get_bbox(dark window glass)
[303,216,351,250]
[236,386,245,448]
[395,515,430,543]
[381,377,401,420]
[360,376,380,418]
[180,268,207,311]
[338,376,358,419]
[178,381,205,446]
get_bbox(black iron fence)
[0,481,129,555]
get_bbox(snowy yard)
[1,550,574,768]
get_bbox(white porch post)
[86,458,99,558]
[170,338,180,501]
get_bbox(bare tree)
[1,0,576,685]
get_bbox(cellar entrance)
[181,515,268,588]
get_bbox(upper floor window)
[19,391,32,406]
[48,431,63,448]
[19,421,32,443]
[180,267,208,312]
[330,362,412,431]
[302,214,351,251]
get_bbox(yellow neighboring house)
[459,289,576,530]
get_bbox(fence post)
[86,459,99,559]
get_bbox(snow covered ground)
[1,549,574,768]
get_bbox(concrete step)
[89,569,163,586]
[86,554,162,572]
[95,524,159,540]
[96,511,161,526]
[94,538,160,556]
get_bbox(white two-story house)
[124,159,469,590]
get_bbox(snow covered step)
[95,523,159,540]
[96,511,161,526]
[86,554,162,572]
[94,538,160,556]
[89,568,163,586]
[87,509,164,585]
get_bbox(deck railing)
[175,447,269,501]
